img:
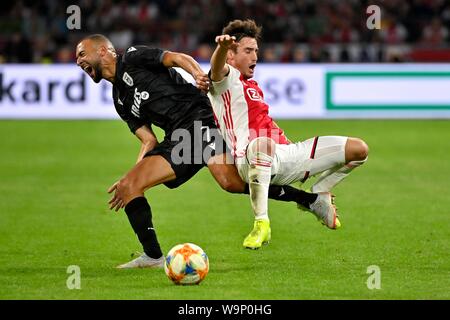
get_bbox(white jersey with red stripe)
[207,64,289,159]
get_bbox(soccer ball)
[164,243,209,285]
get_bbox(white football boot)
[308,192,341,229]
[116,252,164,269]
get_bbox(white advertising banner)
[251,64,324,118]
[332,78,450,105]
[0,64,116,119]
[2,63,450,119]
[324,64,450,118]
[178,64,325,118]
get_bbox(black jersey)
[112,45,213,135]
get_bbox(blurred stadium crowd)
[1,0,450,64]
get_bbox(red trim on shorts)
[310,136,319,159]
[301,136,319,183]
[301,171,310,183]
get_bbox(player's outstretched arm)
[162,51,209,92]
[210,35,236,82]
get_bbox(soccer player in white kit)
[207,20,369,249]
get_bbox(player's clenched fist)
[193,71,210,92]
[215,35,236,49]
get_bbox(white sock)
[248,152,273,221]
[311,158,367,193]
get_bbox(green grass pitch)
[0,119,448,300]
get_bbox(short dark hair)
[84,34,111,44]
[80,34,115,52]
[222,19,262,42]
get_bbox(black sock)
[124,197,163,259]
[244,183,318,209]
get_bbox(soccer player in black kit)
[75,34,319,268]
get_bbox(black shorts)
[144,117,229,189]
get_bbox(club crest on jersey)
[246,88,262,101]
[131,88,149,117]
[123,72,134,86]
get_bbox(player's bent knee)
[208,165,245,194]
[346,137,369,162]
[117,177,143,199]
[220,178,240,193]
[247,137,276,158]
[355,138,369,160]
[215,173,244,193]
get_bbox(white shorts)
[236,136,348,185]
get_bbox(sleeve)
[124,116,146,134]
[123,45,166,70]
[114,101,145,134]
[208,63,240,96]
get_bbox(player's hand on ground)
[193,72,210,93]
[215,35,236,49]
[107,181,125,212]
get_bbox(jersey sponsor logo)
[122,72,134,86]
[246,88,262,101]
[127,46,137,53]
[131,88,149,117]
[140,91,149,100]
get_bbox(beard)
[91,61,103,83]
